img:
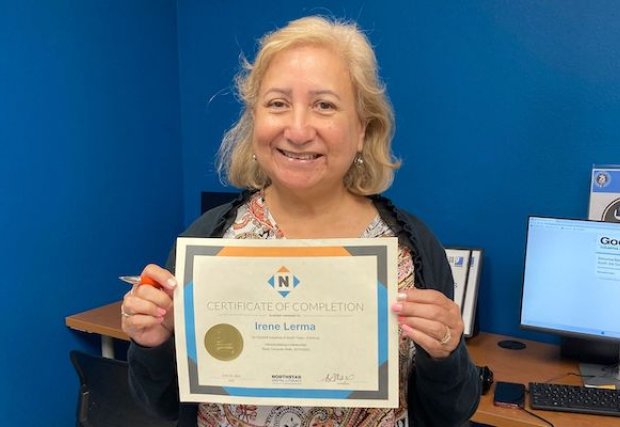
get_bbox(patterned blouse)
[197,192,416,427]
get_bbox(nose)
[283,108,316,145]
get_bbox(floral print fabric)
[198,192,415,427]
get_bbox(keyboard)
[529,382,620,417]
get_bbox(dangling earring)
[252,154,257,161]
[355,153,364,166]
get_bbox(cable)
[520,407,554,427]
[523,388,554,427]
[540,372,595,383]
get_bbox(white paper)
[445,248,471,310]
[462,249,482,337]
[589,165,620,222]
[174,237,399,408]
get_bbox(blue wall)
[0,1,183,425]
[177,0,619,342]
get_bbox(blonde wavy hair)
[217,15,400,195]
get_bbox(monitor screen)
[520,216,620,343]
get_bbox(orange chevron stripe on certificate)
[217,246,351,257]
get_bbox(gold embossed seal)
[204,324,244,361]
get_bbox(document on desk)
[444,248,471,311]
[174,237,398,408]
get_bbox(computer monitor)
[519,216,620,386]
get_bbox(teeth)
[281,150,319,160]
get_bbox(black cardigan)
[128,192,481,427]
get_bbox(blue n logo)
[267,266,300,297]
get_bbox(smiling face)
[252,45,365,197]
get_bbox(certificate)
[174,237,398,408]
[444,248,471,310]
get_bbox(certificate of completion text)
[174,237,398,408]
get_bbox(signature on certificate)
[320,373,355,383]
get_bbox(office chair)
[70,350,176,427]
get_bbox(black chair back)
[70,350,176,427]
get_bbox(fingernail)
[166,278,177,288]
[401,323,414,334]
[397,292,407,301]
[391,303,403,313]
[157,307,167,316]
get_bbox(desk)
[66,305,616,426]
[467,332,617,427]
[65,301,128,358]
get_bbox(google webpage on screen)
[521,217,620,340]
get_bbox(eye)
[314,100,337,112]
[265,99,289,110]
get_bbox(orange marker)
[119,274,159,287]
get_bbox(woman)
[122,16,481,427]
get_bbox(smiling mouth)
[278,149,322,160]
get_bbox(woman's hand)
[391,288,464,359]
[121,264,177,347]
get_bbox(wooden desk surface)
[467,332,617,427]
[65,301,129,341]
[66,305,616,426]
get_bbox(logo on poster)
[595,171,611,188]
[448,255,464,267]
[602,198,620,222]
[267,266,300,297]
